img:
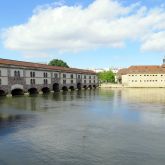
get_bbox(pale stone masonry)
[117,62,165,88]
[0,58,98,95]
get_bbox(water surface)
[0,89,165,165]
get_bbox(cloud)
[2,0,165,53]
[23,52,49,59]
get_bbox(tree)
[48,59,69,68]
[97,70,115,83]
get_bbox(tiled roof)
[117,68,128,75]
[0,58,96,74]
[117,65,165,75]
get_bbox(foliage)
[97,70,115,83]
[48,59,69,68]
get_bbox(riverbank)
[100,83,123,88]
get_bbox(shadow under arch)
[93,85,96,89]
[11,88,24,96]
[69,86,74,91]
[28,88,38,95]
[53,83,60,92]
[0,90,6,96]
[77,83,81,90]
[83,85,87,90]
[62,86,68,92]
[42,87,50,94]
[88,85,92,90]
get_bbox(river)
[0,88,165,165]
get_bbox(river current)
[0,88,165,165]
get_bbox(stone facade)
[0,59,98,95]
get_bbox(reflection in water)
[0,89,165,165]
[121,88,165,104]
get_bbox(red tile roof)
[117,65,165,75]
[0,58,96,74]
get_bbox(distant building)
[117,58,165,87]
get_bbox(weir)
[0,58,99,96]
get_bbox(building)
[117,59,165,87]
[0,58,98,96]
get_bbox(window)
[14,70,20,77]
[18,71,20,77]
[44,79,48,84]
[94,80,95,83]
[71,80,73,84]
[30,71,35,77]
[54,73,58,78]
[33,72,35,77]
[84,75,86,79]
[78,75,81,79]
[63,74,66,78]
[84,80,86,84]
[0,70,1,77]
[14,71,17,77]
[89,76,91,79]
[70,74,73,79]
[89,80,91,83]
[63,80,66,84]
[44,72,48,78]
[31,79,35,85]
[0,79,1,85]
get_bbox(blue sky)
[0,0,165,69]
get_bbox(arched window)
[54,73,58,78]
[30,72,33,77]
[14,71,17,77]
[33,72,35,77]
[17,71,20,77]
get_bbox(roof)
[117,68,128,76]
[117,65,165,75]
[0,58,96,74]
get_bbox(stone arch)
[42,87,50,94]
[77,83,81,90]
[28,88,38,95]
[53,83,60,92]
[69,86,74,91]
[62,86,68,91]
[11,84,23,90]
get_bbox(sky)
[0,0,165,69]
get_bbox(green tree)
[48,59,69,68]
[97,70,115,83]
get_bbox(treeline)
[97,70,115,83]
